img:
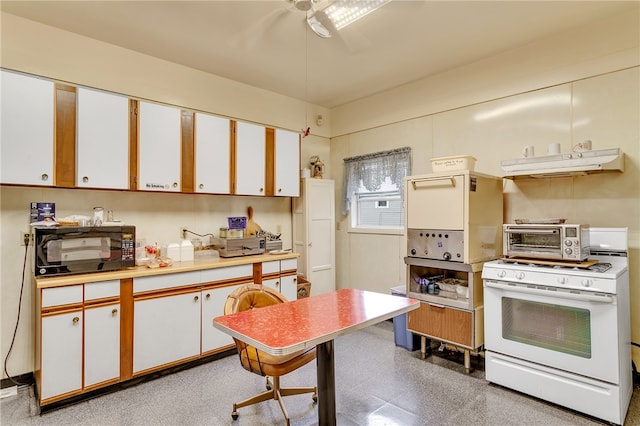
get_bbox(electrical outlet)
[20,231,32,246]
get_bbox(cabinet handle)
[205,293,211,300]
[82,176,89,183]
[193,295,199,302]
[72,316,80,325]
[41,173,49,181]
[111,308,118,316]
[293,278,297,283]
[172,182,179,188]
[259,187,264,193]
[199,183,204,189]
[276,281,280,288]
[278,188,282,193]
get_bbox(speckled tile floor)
[3,321,640,425]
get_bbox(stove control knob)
[497,270,506,278]
[557,276,567,284]
[581,279,593,288]
[410,249,417,255]
[516,272,525,280]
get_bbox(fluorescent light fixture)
[307,0,391,38]
[324,0,391,30]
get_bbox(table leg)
[316,340,336,426]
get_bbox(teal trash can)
[390,285,420,351]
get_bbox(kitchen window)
[342,147,411,233]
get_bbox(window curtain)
[342,147,411,215]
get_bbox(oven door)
[504,226,563,260]
[484,279,619,383]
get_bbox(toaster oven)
[503,223,590,261]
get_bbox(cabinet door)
[405,174,465,230]
[201,284,243,353]
[274,128,300,197]
[407,303,472,347]
[84,303,120,387]
[133,291,201,373]
[195,113,231,194]
[235,121,265,196]
[279,274,298,302]
[40,311,83,400]
[76,87,129,189]
[138,101,181,192]
[1,70,55,186]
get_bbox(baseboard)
[1,372,34,389]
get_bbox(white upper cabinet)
[195,112,231,194]
[76,87,129,189]
[274,128,300,197]
[1,70,55,186]
[138,101,181,192]
[235,121,266,196]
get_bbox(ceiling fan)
[292,0,392,39]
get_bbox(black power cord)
[3,234,30,387]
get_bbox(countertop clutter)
[34,251,299,288]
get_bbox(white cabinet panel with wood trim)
[201,284,244,353]
[76,87,129,189]
[1,70,55,186]
[133,290,202,374]
[293,178,336,296]
[195,113,231,194]
[138,101,182,192]
[235,121,266,196]
[274,128,300,197]
[84,303,120,387]
[40,310,83,401]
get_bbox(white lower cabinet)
[262,259,298,301]
[133,291,201,374]
[40,310,83,401]
[201,284,244,353]
[84,303,120,387]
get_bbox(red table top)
[213,288,419,355]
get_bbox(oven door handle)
[484,280,614,303]
[504,228,559,234]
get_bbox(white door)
[201,284,243,352]
[195,113,231,194]
[1,70,55,186]
[138,101,181,192]
[40,311,83,400]
[235,121,265,196]
[133,291,201,373]
[307,179,336,295]
[274,128,300,197]
[84,303,120,387]
[76,87,129,189]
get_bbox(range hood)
[501,148,624,178]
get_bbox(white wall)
[329,9,639,366]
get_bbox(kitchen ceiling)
[1,1,636,109]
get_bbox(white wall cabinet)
[274,128,300,197]
[133,290,202,373]
[293,178,336,295]
[138,101,182,192]
[195,112,231,194]
[235,121,266,196]
[1,70,55,186]
[76,87,129,189]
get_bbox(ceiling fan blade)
[312,9,370,53]
[236,5,294,49]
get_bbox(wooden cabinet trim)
[181,110,195,193]
[54,84,76,188]
[265,127,275,196]
[230,120,237,194]
[120,278,133,380]
[128,99,139,190]
[41,304,83,316]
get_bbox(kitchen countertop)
[35,251,299,289]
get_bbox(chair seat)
[239,345,316,377]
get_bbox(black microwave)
[34,225,135,277]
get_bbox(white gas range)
[482,228,632,425]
